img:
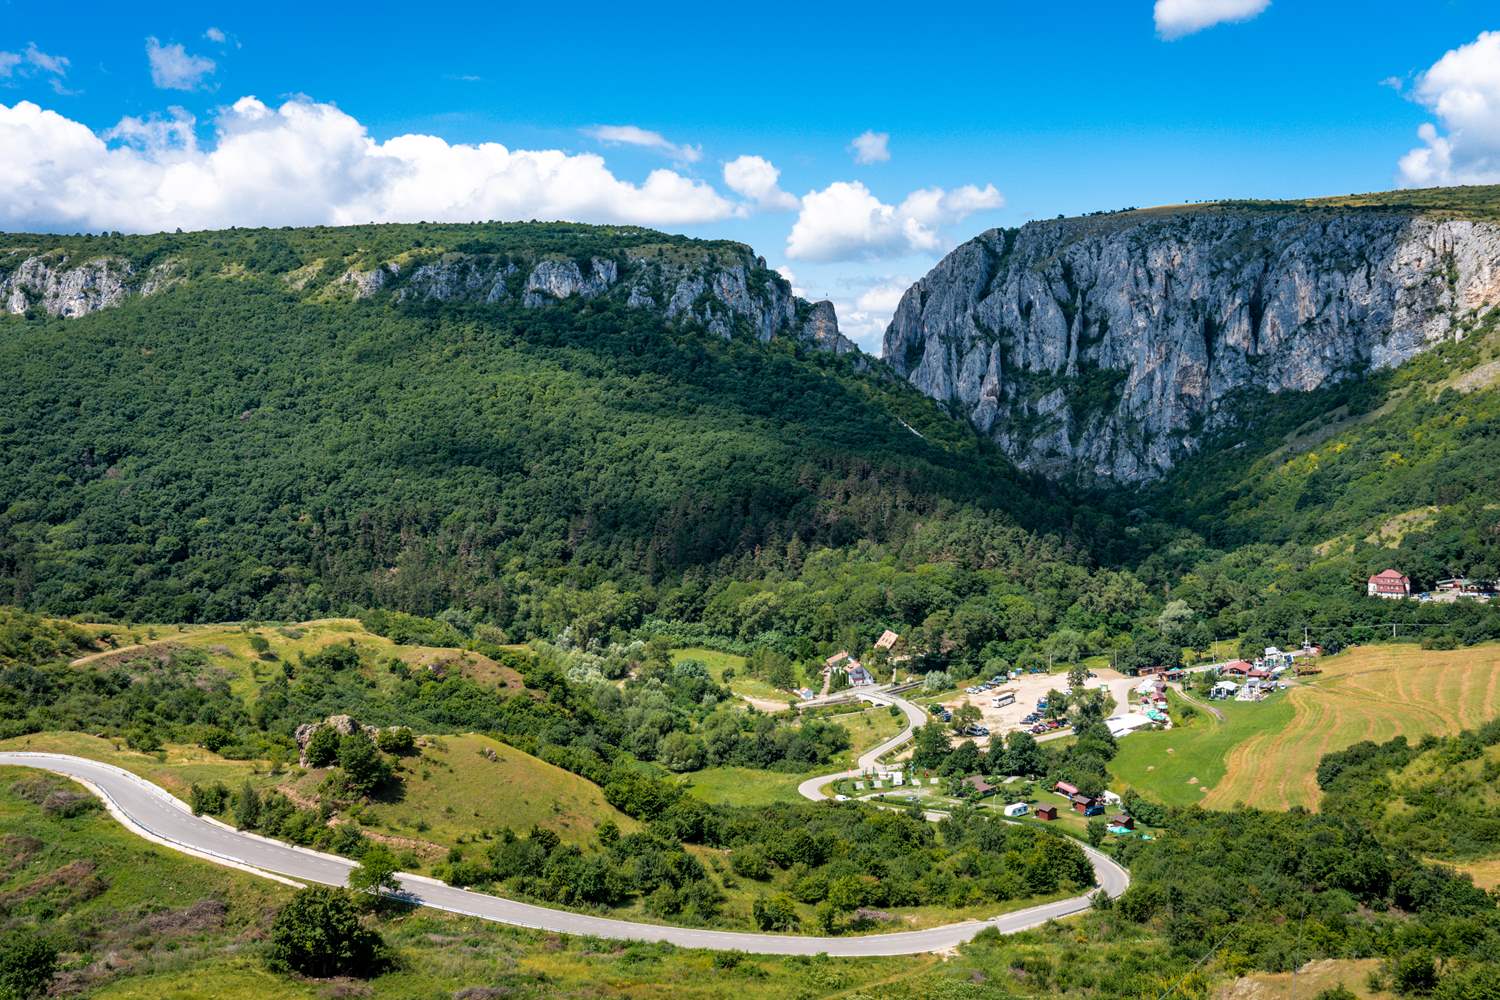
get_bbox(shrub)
[304,726,341,768]
[375,727,416,756]
[0,929,56,1000]
[751,894,799,931]
[266,887,387,979]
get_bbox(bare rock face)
[883,209,1500,482]
[800,299,859,355]
[522,257,618,307]
[2,236,865,362]
[2,255,134,317]
[337,263,400,299]
[401,256,518,303]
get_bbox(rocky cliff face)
[883,209,1500,482]
[3,240,855,358]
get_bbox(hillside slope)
[0,223,1052,626]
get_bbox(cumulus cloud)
[204,27,227,43]
[0,96,736,233]
[786,180,1002,262]
[722,155,797,212]
[849,130,890,164]
[831,276,912,349]
[0,43,72,94]
[1154,0,1269,39]
[582,124,701,163]
[146,37,216,90]
[1398,31,1500,186]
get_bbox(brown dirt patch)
[1,858,107,907]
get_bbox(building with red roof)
[1367,569,1411,599]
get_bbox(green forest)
[4,220,1500,681]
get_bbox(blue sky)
[3,0,1499,349]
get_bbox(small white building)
[1003,802,1029,817]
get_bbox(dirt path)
[1173,686,1223,721]
[738,694,792,713]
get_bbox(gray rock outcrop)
[3,254,134,317]
[882,209,1500,482]
[1,236,865,362]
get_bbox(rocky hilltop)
[1,230,858,356]
[883,206,1500,482]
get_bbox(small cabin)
[1035,805,1058,821]
[963,775,997,798]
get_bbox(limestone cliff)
[882,208,1500,482]
[2,238,856,358]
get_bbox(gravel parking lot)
[935,668,1137,742]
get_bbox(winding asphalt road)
[795,687,927,801]
[0,710,1127,956]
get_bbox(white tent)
[1105,712,1154,738]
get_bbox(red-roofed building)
[1367,569,1411,599]
[1222,660,1254,676]
[875,629,900,651]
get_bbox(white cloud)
[146,37,216,91]
[774,265,803,297]
[1154,0,1269,39]
[849,130,890,165]
[582,124,701,163]
[855,277,910,317]
[829,276,913,350]
[723,154,797,212]
[0,96,736,233]
[0,43,72,94]
[786,180,1002,262]
[22,43,69,77]
[1398,31,1500,186]
[204,27,227,43]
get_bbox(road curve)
[796,688,927,801]
[0,745,1126,956]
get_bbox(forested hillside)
[4,218,1500,673]
[0,223,1060,626]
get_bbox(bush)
[1313,986,1356,1000]
[751,894,799,931]
[0,929,56,1000]
[266,887,388,979]
[1390,951,1438,995]
[337,732,392,796]
[375,727,416,756]
[304,726,341,768]
[189,781,231,816]
[729,844,772,881]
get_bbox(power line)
[1154,928,1237,1000]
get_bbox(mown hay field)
[1202,643,1500,810]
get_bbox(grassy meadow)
[351,732,638,850]
[1109,693,1295,809]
